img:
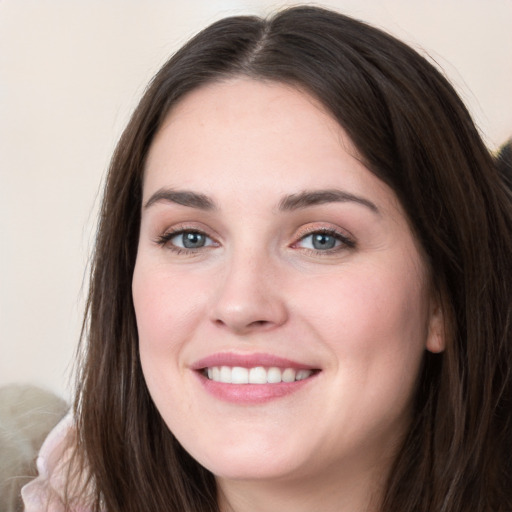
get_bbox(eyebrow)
[144,187,379,214]
[144,189,217,210]
[278,189,379,214]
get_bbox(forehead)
[157,78,340,141]
[143,79,377,198]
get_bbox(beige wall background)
[1,0,511,401]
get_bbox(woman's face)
[133,79,443,487]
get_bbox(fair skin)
[132,78,444,512]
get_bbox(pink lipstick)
[191,352,319,404]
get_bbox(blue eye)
[299,233,340,250]
[172,231,209,249]
[296,230,354,252]
[157,230,216,251]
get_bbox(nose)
[209,250,289,335]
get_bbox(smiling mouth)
[202,366,316,384]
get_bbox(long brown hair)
[73,6,512,511]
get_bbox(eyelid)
[154,223,220,253]
[170,230,216,248]
[153,222,355,255]
[292,224,356,251]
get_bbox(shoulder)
[21,413,93,512]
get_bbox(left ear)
[425,294,446,353]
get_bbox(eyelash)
[293,227,356,254]
[155,226,356,255]
[155,228,217,255]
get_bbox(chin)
[186,439,308,482]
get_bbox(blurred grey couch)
[0,384,68,512]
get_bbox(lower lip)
[195,371,316,404]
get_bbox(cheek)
[331,261,429,406]
[295,258,430,368]
[133,262,205,348]
[132,262,204,400]
[132,263,206,422]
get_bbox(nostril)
[252,320,267,327]
[213,317,272,333]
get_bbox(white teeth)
[249,366,267,384]
[231,366,248,384]
[204,366,313,384]
[220,366,232,383]
[267,367,282,383]
[296,369,311,381]
[282,368,296,382]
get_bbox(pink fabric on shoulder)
[22,413,92,512]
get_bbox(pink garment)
[21,413,92,512]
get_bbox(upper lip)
[190,352,318,371]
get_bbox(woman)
[22,6,512,512]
